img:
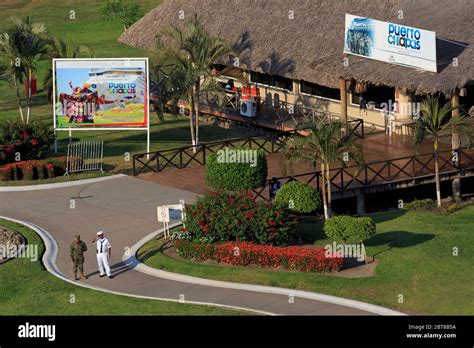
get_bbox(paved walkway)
[0,175,403,315]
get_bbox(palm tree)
[158,15,235,151]
[0,16,48,123]
[414,95,471,207]
[0,31,26,122]
[43,38,95,103]
[281,120,362,220]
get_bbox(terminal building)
[119,0,473,135]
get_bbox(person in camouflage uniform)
[70,235,88,280]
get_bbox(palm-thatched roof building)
[119,0,474,127]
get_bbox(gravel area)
[0,226,25,262]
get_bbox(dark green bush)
[205,148,267,191]
[0,121,55,165]
[184,191,298,245]
[403,198,434,211]
[273,181,321,213]
[323,215,376,242]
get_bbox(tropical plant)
[43,38,95,103]
[0,16,48,123]
[158,15,235,152]
[281,120,362,220]
[414,96,471,207]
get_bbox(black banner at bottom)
[0,315,472,346]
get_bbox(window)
[300,80,341,100]
[352,84,395,109]
[250,71,293,91]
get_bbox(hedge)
[184,191,298,245]
[205,147,267,191]
[323,215,376,243]
[273,181,321,213]
[175,240,344,273]
[0,157,68,181]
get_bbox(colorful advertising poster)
[344,14,437,72]
[54,58,148,128]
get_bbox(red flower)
[23,132,30,140]
[31,138,38,146]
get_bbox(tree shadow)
[137,238,173,263]
[257,51,295,76]
[365,230,435,258]
[370,209,406,224]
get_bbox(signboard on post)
[157,200,186,239]
[343,14,437,72]
[52,58,150,154]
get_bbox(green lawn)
[138,206,474,315]
[0,219,244,315]
[1,1,245,180]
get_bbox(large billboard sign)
[344,14,437,72]
[53,58,149,129]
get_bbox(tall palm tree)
[0,31,26,122]
[282,120,362,220]
[43,38,95,103]
[414,95,471,207]
[158,15,235,151]
[0,16,47,123]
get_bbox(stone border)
[0,216,273,316]
[0,174,125,192]
[126,223,406,316]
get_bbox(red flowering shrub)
[0,158,68,181]
[175,240,344,273]
[185,191,298,245]
[0,121,55,165]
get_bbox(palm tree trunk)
[326,163,332,217]
[26,67,32,123]
[13,75,25,123]
[320,163,328,220]
[194,81,200,152]
[434,141,441,207]
[190,94,197,153]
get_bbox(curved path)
[0,176,404,315]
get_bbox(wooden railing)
[198,91,365,139]
[133,131,298,175]
[251,148,474,201]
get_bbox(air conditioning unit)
[240,100,257,117]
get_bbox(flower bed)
[175,240,344,273]
[0,157,69,181]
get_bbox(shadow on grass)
[138,238,173,263]
[370,209,406,224]
[365,230,435,258]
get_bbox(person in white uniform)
[92,231,112,278]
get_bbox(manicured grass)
[138,206,474,315]
[0,219,244,315]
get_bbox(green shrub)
[185,191,298,245]
[324,215,376,242]
[403,198,434,211]
[273,181,321,213]
[0,121,55,165]
[205,148,267,191]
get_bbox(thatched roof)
[119,0,474,95]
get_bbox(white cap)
[97,231,104,235]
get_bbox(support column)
[451,90,461,202]
[340,78,347,128]
[356,192,366,215]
